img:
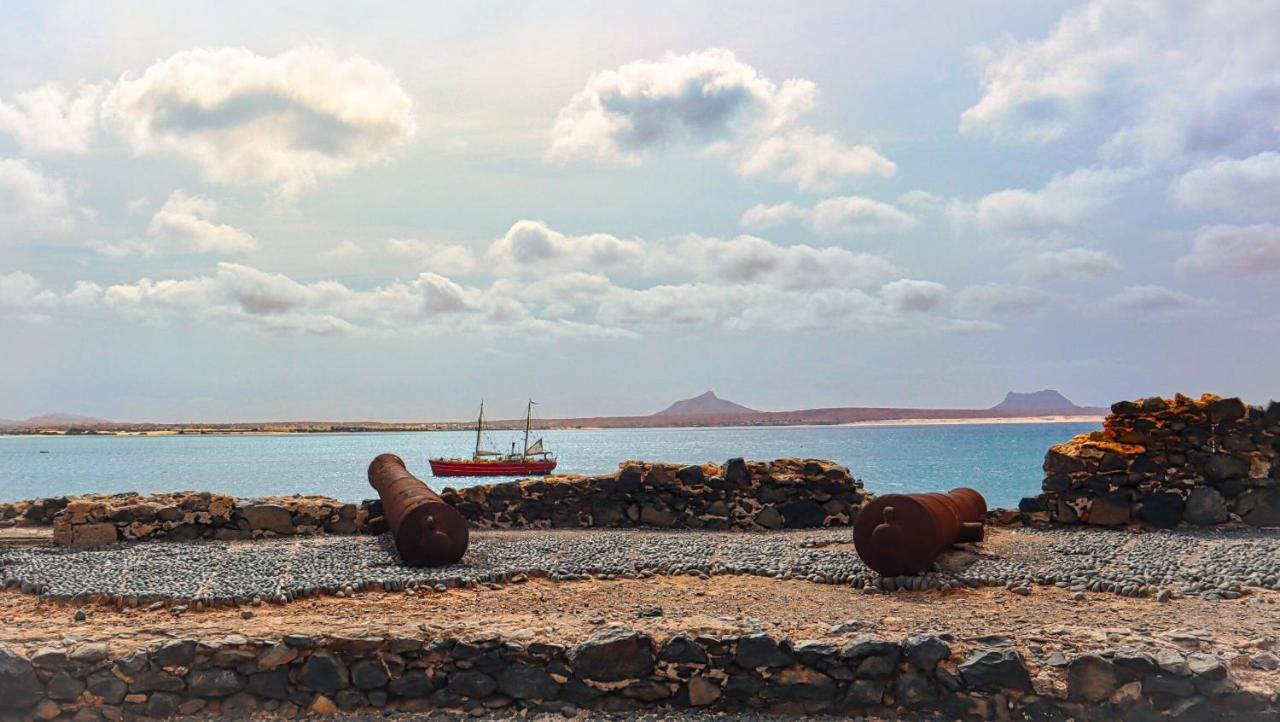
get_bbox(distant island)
[0,390,1106,435]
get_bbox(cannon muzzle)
[368,453,469,566]
[853,487,987,576]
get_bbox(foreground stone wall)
[441,458,868,530]
[1021,394,1280,527]
[0,628,1274,721]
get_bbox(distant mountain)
[989,390,1094,413]
[7,413,114,427]
[653,391,758,416]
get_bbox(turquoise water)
[0,422,1098,507]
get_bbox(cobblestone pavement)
[2,526,1278,606]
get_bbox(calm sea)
[0,422,1098,508]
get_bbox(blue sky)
[1,1,1277,422]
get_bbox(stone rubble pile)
[441,458,869,530]
[1020,394,1280,527]
[0,629,1273,721]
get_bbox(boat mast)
[474,400,484,458]
[522,399,533,458]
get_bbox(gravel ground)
[2,526,1279,607]
[314,710,937,722]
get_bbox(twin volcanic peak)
[652,391,759,417]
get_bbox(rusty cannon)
[853,488,987,576]
[368,453,469,566]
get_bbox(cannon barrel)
[368,453,469,566]
[852,488,987,576]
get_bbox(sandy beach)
[842,415,1104,427]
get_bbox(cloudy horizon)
[2,1,1278,422]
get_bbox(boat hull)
[428,459,558,477]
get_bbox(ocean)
[0,422,1098,508]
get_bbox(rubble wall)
[1021,394,1280,527]
[1,628,1274,721]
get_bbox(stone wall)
[1020,394,1280,527]
[0,628,1274,721]
[38,493,373,547]
[440,458,868,530]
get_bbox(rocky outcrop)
[1021,394,1280,527]
[0,630,1273,721]
[440,458,868,530]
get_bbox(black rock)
[723,673,762,700]
[1144,674,1195,697]
[335,688,365,711]
[145,691,182,718]
[47,669,86,701]
[1168,697,1214,722]
[568,628,655,682]
[1140,492,1184,528]
[1067,654,1117,703]
[761,667,836,701]
[153,639,197,667]
[498,664,559,700]
[1111,400,1142,415]
[388,670,434,698]
[790,640,839,667]
[87,671,128,704]
[1206,397,1247,423]
[429,687,464,708]
[128,668,185,693]
[676,465,705,485]
[894,671,937,705]
[724,458,750,485]
[904,634,951,672]
[1238,488,1280,527]
[1185,487,1229,525]
[659,635,708,665]
[187,668,245,698]
[1088,493,1131,526]
[351,659,390,690]
[777,500,827,528]
[1019,496,1049,513]
[247,668,290,700]
[299,653,349,694]
[957,647,1033,691]
[1203,454,1249,482]
[448,670,497,698]
[1265,401,1280,427]
[735,632,791,668]
[559,679,604,704]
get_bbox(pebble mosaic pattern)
[2,527,1279,606]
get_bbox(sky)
[1,0,1278,423]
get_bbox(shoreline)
[841,415,1104,427]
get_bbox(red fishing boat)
[429,400,557,477]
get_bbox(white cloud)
[320,240,364,263]
[969,167,1134,235]
[0,83,104,153]
[102,46,416,197]
[736,128,895,192]
[1175,224,1280,276]
[386,238,477,275]
[486,220,644,273]
[739,201,806,230]
[1021,247,1123,281]
[960,0,1280,166]
[547,48,891,190]
[87,238,156,258]
[667,234,900,290]
[1173,152,1280,220]
[0,271,59,322]
[1105,285,1216,318]
[809,196,917,236]
[881,279,947,313]
[147,191,258,254]
[0,158,74,234]
[954,284,1054,315]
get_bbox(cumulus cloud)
[147,191,258,254]
[741,196,916,236]
[102,46,416,197]
[1175,224,1280,276]
[954,284,1054,315]
[0,271,59,322]
[1021,247,1123,281]
[0,83,104,153]
[960,0,1280,165]
[967,167,1134,235]
[87,238,156,258]
[881,279,947,313]
[486,220,645,273]
[1173,152,1280,220]
[319,240,364,263]
[736,128,896,191]
[386,238,477,275]
[666,234,900,290]
[1105,285,1217,318]
[0,158,74,234]
[548,48,892,190]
